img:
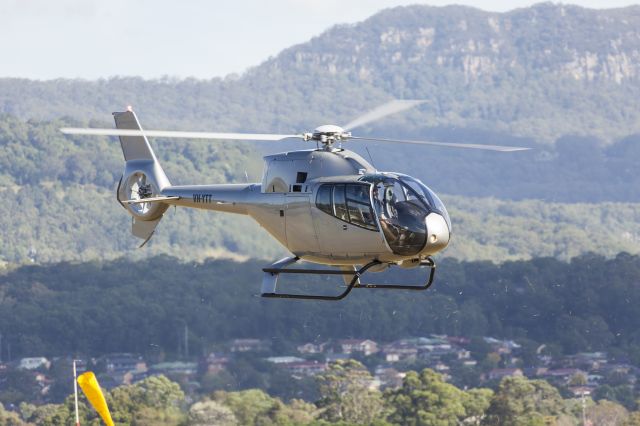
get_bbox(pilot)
[372,185,382,214]
[372,183,399,244]
[383,185,398,220]
[354,185,368,202]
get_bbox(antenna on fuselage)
[365,146,377,170]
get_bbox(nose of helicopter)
[423,212,450,254]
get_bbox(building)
[297,342,329,354]
[487,368,524,381]
[151,362,198,377]
[266,356,305,364]
[568,386,594,397]
[204,353,229,374]
[484,337,521,355]
[285,361,327,377]
[102,353,147,375]
[338,339,379,356]
[229,339,270,353]
[99,353,147,386]
[326,353,350,363]
[375,366,405,389]
[18,357,50,370]
[541,368,588,385]
[381,340,419,363]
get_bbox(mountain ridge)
[269,2,640,82]
[3,3,640,143]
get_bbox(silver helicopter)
[61,100,528,300]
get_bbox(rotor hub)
[303,124,352,148]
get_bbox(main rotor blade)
[60,128,302,142]
[350,136,531,152]
[343,99,426,131]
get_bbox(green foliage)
[315,360,384,424]
[13,376,185,426]
[2,253,640,362]
[482,376,569,425]
[443,195,640,262]
[211,389,315,425]
[384,368,492,425]
[2,93,640,265]
[7,371,639,426]
[188,400,237,426]
[0,402,27,426]
[586,400,629,426]
[624,411,640,426]
[107,375,185,425]
[0,114,285,265]
[0,370,41,406]
[593,385,638,411]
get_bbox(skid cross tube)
[261,257,436,301]
[355,258,436,290]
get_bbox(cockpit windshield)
[360,173,451,256]
[396,175,451,231]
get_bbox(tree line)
[3,363,640,425]
[1,253,640,362]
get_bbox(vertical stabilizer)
[113,109,160,162]
[114,108,171,243]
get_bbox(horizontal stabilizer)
[123,196,180,205]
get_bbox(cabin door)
[284,194,320,254]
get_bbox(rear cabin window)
[315,183,377,231]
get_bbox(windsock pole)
[73,360,80,426]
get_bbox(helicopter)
[61,100,528,300]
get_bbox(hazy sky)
[1,0,637,80]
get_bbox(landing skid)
[261,257,436,301]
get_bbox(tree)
[385,368,492,426]
[624,411,640,426]
[315,359,384,424]
[188,400,237,426]
[0,402,27,426]
[482,376,572,425]
[212,389,316,425]
[567,373,587,387]
[464,389,494,425]
[0,370,40,405]
[107,375,186,426]
[587,400,629,426]
[24,395,88,426]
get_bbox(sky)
[0,0,637,80]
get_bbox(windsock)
[77,372,114,426]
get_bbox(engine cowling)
[118,170,168,221]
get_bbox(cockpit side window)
[345,184,377,230]
[333,184,349,221]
